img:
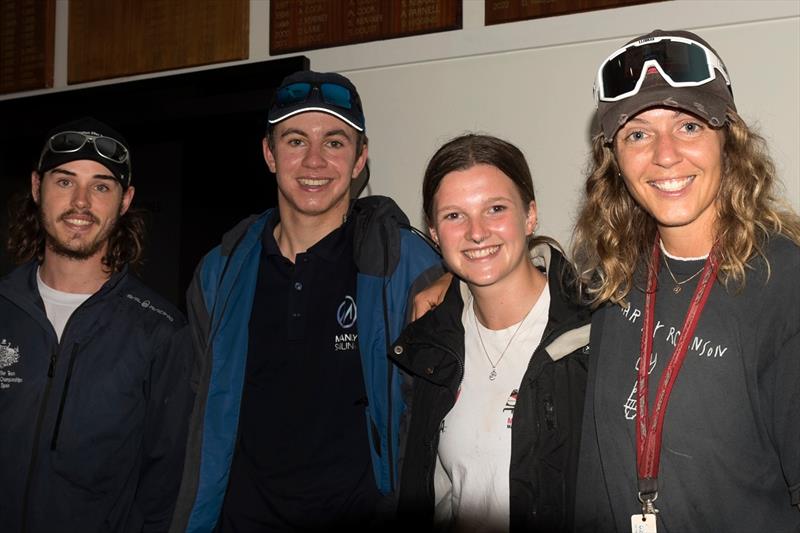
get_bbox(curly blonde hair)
[572,110,800,307]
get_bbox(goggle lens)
[276,82,312,105]
[319,83,353,110]
[276,82,354,111]
[597,37,727,102]
[48,131,129,163]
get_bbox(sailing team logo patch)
[335,295,358,352]
[0,339,22,390]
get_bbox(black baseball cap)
[37,117,132,188]
[267,70,366,132]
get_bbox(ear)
[525,200,537,236]
[351,142,368,179]
[120,185,135,216]
[263,137,277,174]
[428,225,439,247]
[31,171,42,204]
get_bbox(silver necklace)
[473,303,533,381]
[661,254,704,294]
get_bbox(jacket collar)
[391,244,591,380]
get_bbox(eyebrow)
[49,167,116,181]
[627,109,686,125]
[279,127,353,142]
[435,196,515,212]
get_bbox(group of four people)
[1,28,797,532]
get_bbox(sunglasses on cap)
[594,35,731,104]
[275,81,362,113]
[39,131,130,167]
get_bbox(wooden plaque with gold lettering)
[68,0,249,84]
[270,0,461,55]
[0,0,55,95]
[485,0,666,25]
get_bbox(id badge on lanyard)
[631,239,719,533]
[631,513,657,533]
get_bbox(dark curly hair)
[6,190,146,273]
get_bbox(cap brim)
[597,83,732,142]
[268,106,365,132]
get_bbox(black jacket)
[389,245,591,532]
[0,261,193,533]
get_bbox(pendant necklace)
[661,253,704,294]
[473,301,533,381]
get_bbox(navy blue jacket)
[170,197,442,533]
[0,261,193,533]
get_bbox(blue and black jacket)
[0,261,193,533]
[170,197,442,533]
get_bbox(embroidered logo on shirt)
[0,339,23,390]
[335,333,358,352]
[336,295,357,329]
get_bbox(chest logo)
[0,339,20,369]
[337,295,358,329]
[0,339,22,390]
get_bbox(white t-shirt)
[434,283,551,532]
[37,269,92,341]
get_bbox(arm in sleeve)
[574,311,618,531]
[762,330,800,510]
[168,263,215,533]
[138,325,196,532]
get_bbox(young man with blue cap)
[171,71,442,532]
[0,117,193,532]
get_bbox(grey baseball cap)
[595,29,736,143]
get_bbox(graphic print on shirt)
[503,389,518,428]
[617,302,730,420]
[334,295,358,351]
[0,338,22,390]
[624,352,658,420]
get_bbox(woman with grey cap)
[572,29,800,532]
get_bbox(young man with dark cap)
[0,117,194,533]
[170,71,442,532]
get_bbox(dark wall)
[0,56,308,310]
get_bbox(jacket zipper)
[18,291,90,532]
[20,348,58,533]
[50,343,80,450]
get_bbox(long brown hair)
[6,191,146,274]
[572,110,800,306]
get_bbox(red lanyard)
[635,239,720,507]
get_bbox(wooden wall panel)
[68,0,249,84]
[270,0,461,55]
[485,0,666,25]
[0,0,55,95]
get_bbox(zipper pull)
[48,351,57,377]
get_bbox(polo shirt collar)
[261,209,354,263]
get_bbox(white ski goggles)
[594,35,731,104]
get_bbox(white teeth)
[650,176,694,192]
[298,178,329,187]
[464,246,499,259]
[65,218,92,226]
